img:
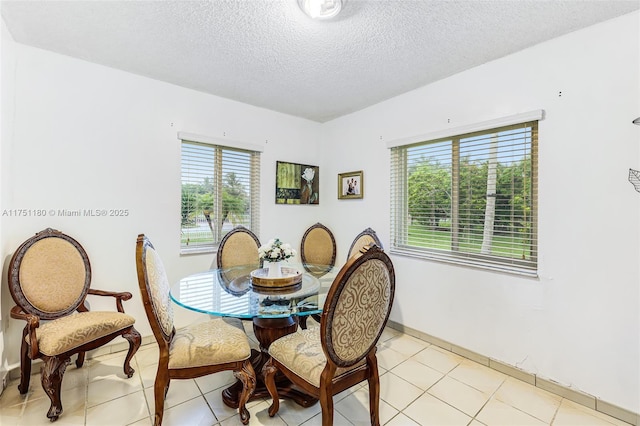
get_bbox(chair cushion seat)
[35,311,135,356]
[268,326,365,388]
[169,317,251,369]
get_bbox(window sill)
[180,246,216,256]
[390,248,539,278]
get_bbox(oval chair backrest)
[301,223,336,268]
[321,245,395,368]
[8,228,91,320]
[216,226,261,270]
[136,235,174,344]
[347,227,383,260]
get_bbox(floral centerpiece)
[258,238,296,277]
[258,238,296,262]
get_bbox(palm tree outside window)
[181,140,260,253]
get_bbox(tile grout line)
[6,329,635,426]
[387,320,638,426]
[134,354,152,425]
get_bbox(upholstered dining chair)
[300,222,336,276]
[347,227,383,259]
[7,228,141,422]
[263,244,395,426]
[216,225,261,269]
[136,234,256,426]
[299,222,337,329]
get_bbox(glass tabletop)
[170,263,337,319]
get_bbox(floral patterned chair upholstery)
[8,228,141,422]
[263,244,395,426]
[347,227,383,259]
[136,234,256,425]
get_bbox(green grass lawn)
[408,224,531,259]
[181,228,215,245]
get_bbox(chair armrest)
[87,289,133,313]
[10,306,40,358]
[10,305,30,321]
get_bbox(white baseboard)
[0,369,8,397]
[387,320,638,426]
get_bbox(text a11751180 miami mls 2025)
[1,208,130,217]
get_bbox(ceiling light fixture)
[298,0,344,20]
[633,117,640,125]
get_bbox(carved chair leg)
[76,352,86,368]
[319,384,334,426]
[367,354,381,426]
[41,355,71,421]
[153,374,169,426]
[122,327,141,378]
[234,360,256,425]
[299,316,309,330]
[262,357,280,417]
[18,337,31,394]
[299,314,321,330]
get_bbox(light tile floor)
[0,324,632,426]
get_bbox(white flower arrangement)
[258,238,296,263]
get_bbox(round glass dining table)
[170,263,337,408]
[171,263,335,320]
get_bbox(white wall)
[321,12,640,412]
[0,35,325,372]
[0,16,17,390]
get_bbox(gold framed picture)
[338,171,363,199]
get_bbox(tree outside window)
[391,121,538,274]
[181,141,259,252]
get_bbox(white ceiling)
[2,0,638,123]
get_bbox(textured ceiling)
[2,0,638,122]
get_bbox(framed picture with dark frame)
[275,161,319,204]
[338,171,363,199]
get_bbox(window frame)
[388,111,541,276]
[179,132,262,255]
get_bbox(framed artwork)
[276,161,319,205]
[338,170,363,199]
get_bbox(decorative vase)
[266,261,283,278]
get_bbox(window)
[390,116,538,275]
[181,138,260,253]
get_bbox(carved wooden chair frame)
[299,222,337,329]
[300,222,337,275]
[216,225,262,293]
[216,225,262,269]
[347,227,383,259]
[136,234,256,425]
[8,228,141,421]
[263,244,395,426]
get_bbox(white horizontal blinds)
[181,140,260,252]
[220,149,253,225]
[390,121,538,275]
[249,150,261,233]
[181,142,214,250]
[405,139,453,252]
